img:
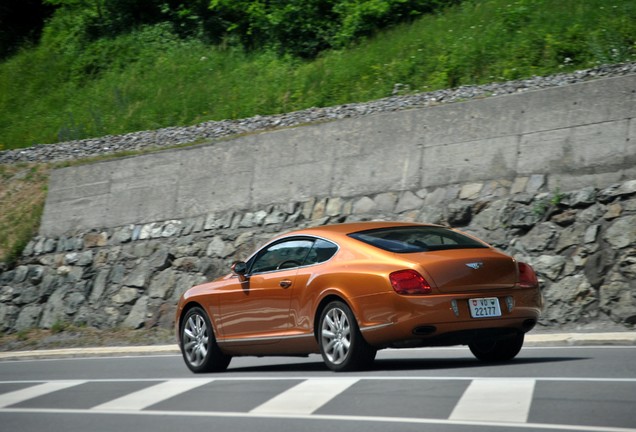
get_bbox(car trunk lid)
[404,248,518,293]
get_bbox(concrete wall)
[40,74,636,237]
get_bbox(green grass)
[0,164,48,265]
[0,0,635,151]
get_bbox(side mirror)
[231,261,248,282]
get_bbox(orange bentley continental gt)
[176,221,543,372]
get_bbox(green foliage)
[0,0,634,149]
[549,189,561,206]
[0,164,48,266]
[15,329,30,342]
[209,0,458,58]
[7,200,45,256]
[331,0,456,47]
[39,0,457,59]
[213,0,338,58]
[532,188,564,217]
[51,320,70,333]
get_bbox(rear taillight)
[390,270,432,295]
[518,262,538,288]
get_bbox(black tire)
[180,306,231,373]
[318,300,376,372]
[469,332,524,362]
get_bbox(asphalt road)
[1,346,635,432]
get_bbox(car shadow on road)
[370,356,588,371]
[225,356,588,373]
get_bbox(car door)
[216,238,314,344]
[288,238,340,334]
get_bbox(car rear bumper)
[356,287,543,348]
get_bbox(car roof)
[285,221,440,238]
[247,221,456,262]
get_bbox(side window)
[305,239,338,265]
[249,239,314,273]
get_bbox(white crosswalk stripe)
[0,380,86,408]
[250,378,359,415]
[92,379,214,411]
[449,378,536,423]
[1,376,635,432]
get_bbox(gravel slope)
[2,62,635,165]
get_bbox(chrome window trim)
[245,235,340,276]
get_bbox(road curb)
[524,332,636,346]
[0,344,180,360]
[1,332,635,361]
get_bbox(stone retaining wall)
[1,176,635,333]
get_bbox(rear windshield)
[348,226,488,253]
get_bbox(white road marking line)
[449,378,536,423]
[91,378,214,411]
[2,376,635,385]
[3,407,636,432]
[250,378,359,415]
[0,380,86,408]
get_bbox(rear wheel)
[181,306,231,373]
[319,301,376,372]
[469,332,524,362]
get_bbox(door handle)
[279,279,292,288]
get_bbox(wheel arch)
[179,301,203,327]
[177,301,221,347]
[313,294,356,342]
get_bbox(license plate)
[469,297,501,318]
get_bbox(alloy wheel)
[321,306,352,365]
[183,313,209,368]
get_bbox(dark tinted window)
[304,239,338,265]
[348,226,487,253]
[249,239,314,273]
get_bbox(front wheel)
[319,301,376,372]
[469,332,524,362]
[181,306,231,373]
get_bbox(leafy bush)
[40,0,459,59]
[0,0,634,149]
[208,0,459,58]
